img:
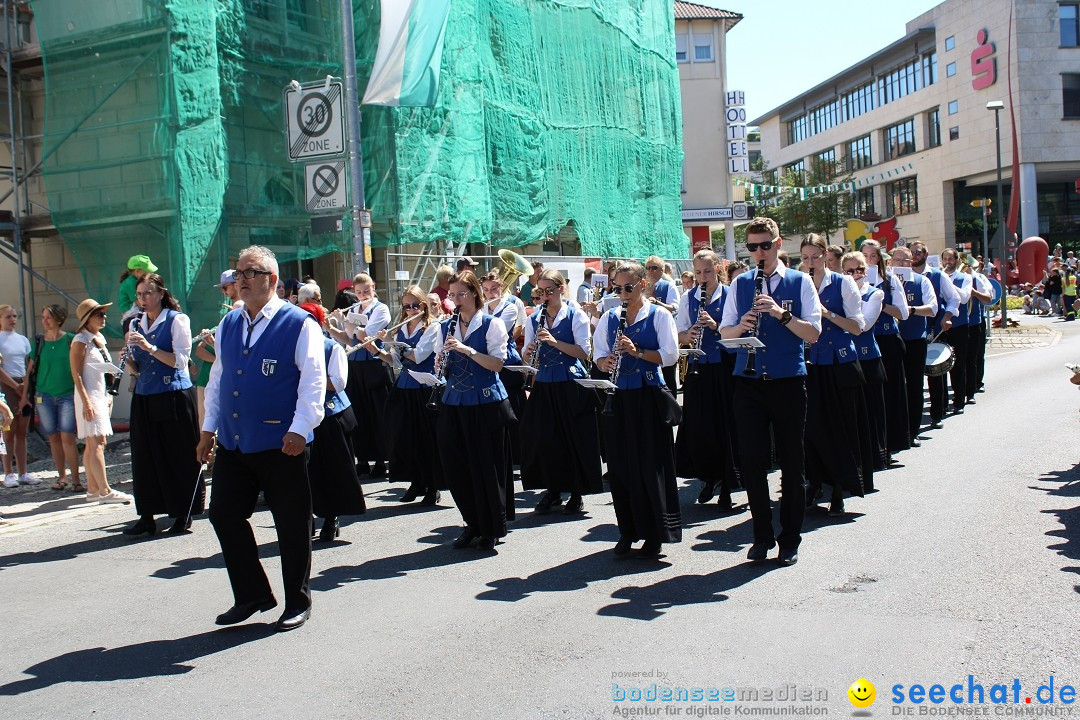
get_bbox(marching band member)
[331,273,391,478]
[675,249,741,512]
[378,286,442,505]
[197,245,326,632]
[519,270,601,515]
[801,236,869,513]
[644,256,680,398]
[123,273,203,536]
[909,241,959,430]
[481,272,527,475]
[940,248,972,416]
[721,218,821,565]
[861,239,911,454]
[436,271,515,552]
[891,245,939,445]
[843,252,890,472]
[965,260,993,404]
[299,296,366,541]
[593,262,681,558]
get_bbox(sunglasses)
[613,282,640,294]
[844,268,866,275]
[538,287,559,295]
[645,265,662,271]
[746,241,774,252]
[402,303,422,310]
[92,311,108,319]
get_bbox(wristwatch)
[149,344,158,354]
[779,310,793,326]
[468,347,478,357]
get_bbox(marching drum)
[924,341,954,376]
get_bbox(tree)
[752,157,856,242]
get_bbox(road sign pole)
[340,0,369,274]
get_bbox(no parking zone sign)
[305,161,347,213]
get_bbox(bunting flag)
[734,162,916,197]
[362,0,453,107]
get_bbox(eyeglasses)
[613,282,640,294]
[449,291,471,300]
[235,268,272,280]
[135,290,159,298]
[746,241,774,252]
[538,287,559,295]
[645,265,662,271]
[844,268,866,276]
[402,303,422,311]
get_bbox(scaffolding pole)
[2,0,27,335]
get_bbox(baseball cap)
[457,256,479,268]
[128,254,158,273]
[215,269,236,288]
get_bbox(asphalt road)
[1,315,1078,719]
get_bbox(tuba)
[494,249,533,295]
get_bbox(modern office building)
[751,0,1080,255]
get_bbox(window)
[949,126,960,141]
[786,160,805,182]
[841,81,876,122]
[885,177,919,216]
[948,99,959,115]
[693,33,714,62]
[946,62,957,78]
[816,148,836,167]
[847,135,873,170]
[1066,74,1080,118]
[945,35,955,51]
[928,108,942,148]
[675,34,688,63]
[1061,5,1079,47]
[853,188,875,217]
[884,119,916,160]
[285,0,308,32]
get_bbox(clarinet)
[108,311,143,396]
[525,299,549,390]
[742,261,766,376]
[601,302,628,416]
[427,307,461,409]
[687,282,707,377]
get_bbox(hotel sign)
[726,90,749,175]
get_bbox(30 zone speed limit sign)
[285,80,345,161]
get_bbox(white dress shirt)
[523,302,591,358]
[818,271,867,331]
[919,266,959,316]
[945,269,973,305]
[972,271,993,298]
[203,296,326,440]
[720,265,824,332]
[433,310,509,359]
[906,273,939,316]
[877,273,910,321]
[327,341,348,393]
[402,321,439,364]
[593,303,679,368]
[139,310,192,370]
[675,284,726,333]
[344,298,391,341]
[858,283,885,327]
[654,280,679,307]
[485,296,520,334]
[576,283,593,305]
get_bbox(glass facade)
[885,177,918,216]
[885,119,916,160]
[847,135,872,170]
[928,108,941,148]
[853,187,875,217]
[1062,4,1079,47]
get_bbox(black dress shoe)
[215,596,277,625]
[966,397,976,405]
[534,491,563,514]
[828,502,846,517]
[167,516,192,534]
[318,517,340,542]
[451,528,476,548]
[697,479,717,504]
[276,606,310,632]
[613,537,634,556]
[930,420,943,429]
[368,462,387,478]
[638,540,662,557]
[562,494,584,514]
[400,486,421,503]
[123,517,157,537]
[421,490,441,505]
[778,547,799,566]
[747,542,775,561]
[910,438,922,448]
[477,536,496,551]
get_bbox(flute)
[346,315,417,355]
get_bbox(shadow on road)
[1034,464,1080,594]
[0,625,275,696]
[477,549,670,603]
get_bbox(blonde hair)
[352,272,374,286]
[396,285,434,326]
[434,265,454,284]
[859,239,888,280]
[840,251,868,270]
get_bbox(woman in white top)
[70,299,132,504]
[0,304,34,487]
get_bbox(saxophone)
[742,261,766,376]
[601,302,628,416]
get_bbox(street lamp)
[986,100,1006,327]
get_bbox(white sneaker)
[83,493,101,504]
[99,490,133,504]
[18,474,41,486]
[2,474,17,488]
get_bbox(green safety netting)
[31,0,684,334]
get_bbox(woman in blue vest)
[594,262,681,558]
[481,272,527,495]
[519,269,601,515]
[799,236,869,516]
[861,239,911,455]
[644,255,679,399]
[675,249,741,511]
[378,285,443,505]
[300,299,366,541]
[843,252,890,472]
[435,271,516,552]
[122,273,204,536]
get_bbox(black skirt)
[861,357,890,472]
[129,387,204,518]
[876,333,911,452]
[437,400,516,538]
[804,362,866,497]
[500,368,526,465]
[600,386,681,544]
[519,380,602,494]
[384,386,444,492]
[345,359,392,463]
[309,406,367,518]
[675,361,741,489]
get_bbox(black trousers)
[732,377,806,551]
[967,322,986,398]
[929,326,968,415]
[209,446,313,612]
[902,337,927,435]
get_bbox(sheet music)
[574,378,616,391]
[503,364,538,374]
[407,370,443,387]
[719,337,765,350]
[87,361,122,375]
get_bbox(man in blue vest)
[720,217,822,566]
[909,241,960,429]
[196,245,326,632]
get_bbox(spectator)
[333,278,358,311]
[431,265,456,315]
[0,392,11,517]
[29,305,81,492]
[681,270,695,294]
[1048,244,1064,270]
[1067,251,1078,271]
[118,255,158,321]
[456,256,480,273]
[576,268,595,305]
[519,261,543,306]
[1064,269,1077,319]
[1044,264,1064,315]
[0,304,33,487]
[726,260,747,282]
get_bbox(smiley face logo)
[848,678,876,708]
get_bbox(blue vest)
[948,271,970,327]
[395,321,436,389]
[872,275,900,336]
[532,305,588,383]
[928,268,948,335]
[854,285,882,360]
[348,300,387,362]
[970,275,985,325]
[807,272,858,366]
[604,304,665,389]
[686,284,728,363]
[654,279,674,305]
[216,304,314,453]
[490,298,522,365]
[132,309,192,395]
[899,276,928,341]
[323,337,351,417]
[441,313,508,406]
[732,269,807,379]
